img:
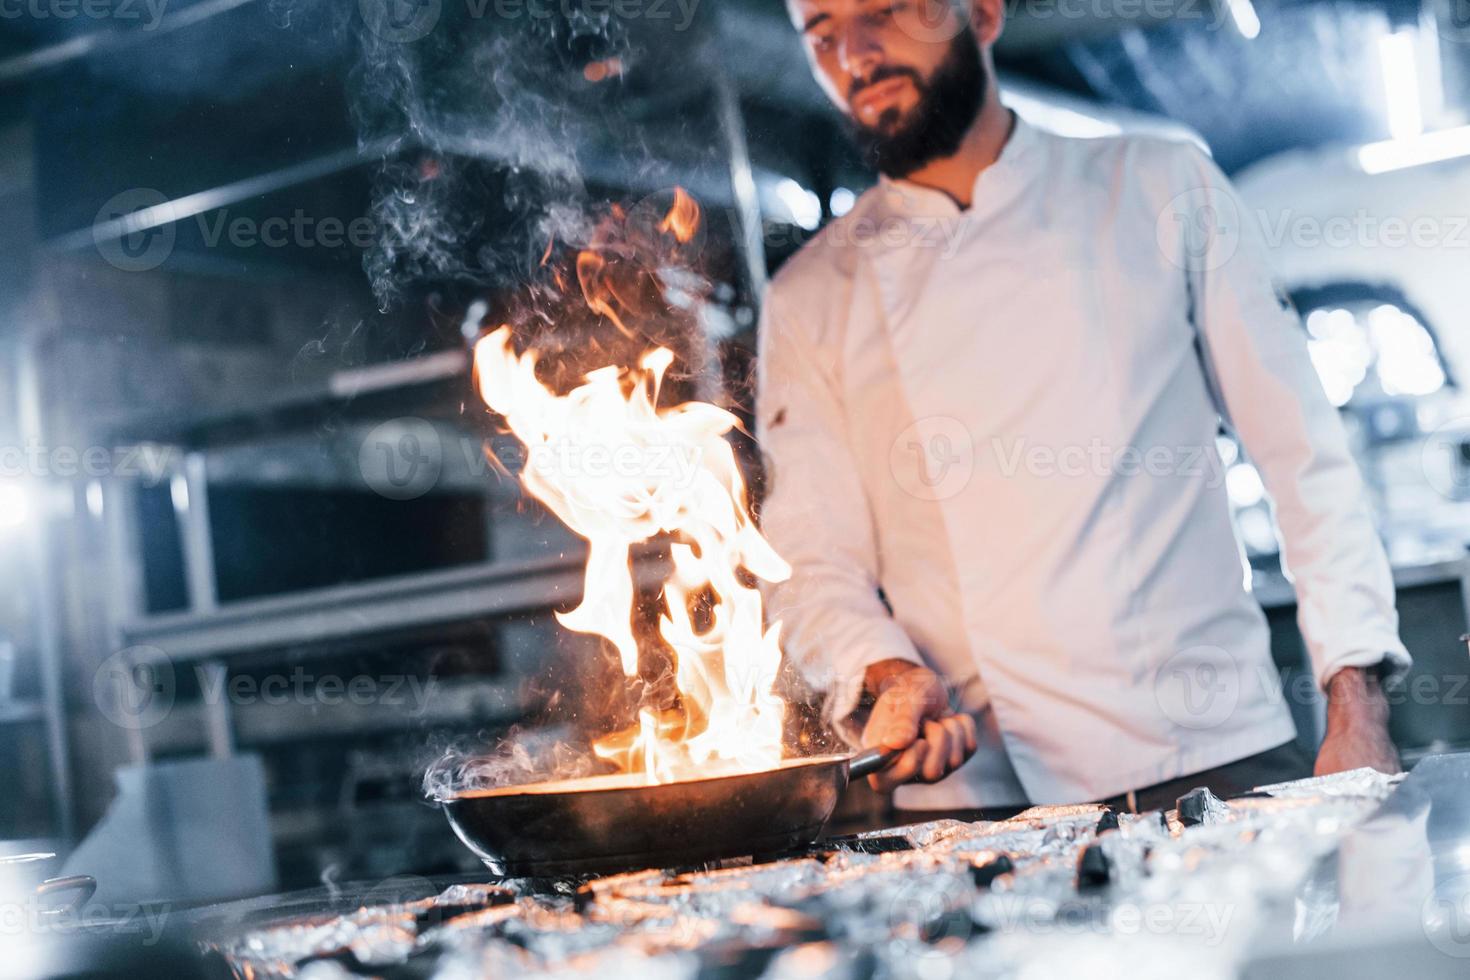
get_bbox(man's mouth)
[851,76,914,125]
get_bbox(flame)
[658,187,700,244]
[576,251,636,338]
[472,193,790,784]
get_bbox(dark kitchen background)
[1,0,1468,903]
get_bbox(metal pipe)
[0,0,262,87]
[175,452,219,614]
[198,661,235,759]
[48,139,396,254]
[709,33,768,305]
[112,663,150,768]
[15,336,75,841]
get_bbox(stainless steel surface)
[1327,753,1470,947]
[1245,752,1470,976]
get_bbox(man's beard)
[849,31,986,179]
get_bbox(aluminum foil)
[208,768,1402,979]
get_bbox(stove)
[176,762,1464,979]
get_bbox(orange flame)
[473,192,789,784]
[575,251,636,338]
[658,187,700,244]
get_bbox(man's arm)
[757,289,975,788]
[1170,144,1408,775]
[1316,665,1399,775]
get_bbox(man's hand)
[1315,665,1401,777]
[860,660,978,792]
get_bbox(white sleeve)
[756,286,923,726]
[1169,143,1411,689]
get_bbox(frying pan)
[439,748,899,877]
[0,852,96,919]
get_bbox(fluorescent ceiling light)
[1358,124,1470,174]
[0,482,29,531]
[1226,0,1261,40]
[774,178,822,231]
[829,187,856,217]
[1378,30,1424,141]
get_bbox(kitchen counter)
[1251,556,1468,610]
[166,754,1470,979]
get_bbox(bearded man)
[757,0,1408,813]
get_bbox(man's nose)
[837,23,884,86]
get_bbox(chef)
[758,0,1411,812]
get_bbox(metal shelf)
[0,701,45,725]
[106,349,470,451]
[117,549,670,666]
[135,678,527,756]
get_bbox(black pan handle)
[35,875,96,921]
[848,746,903,780]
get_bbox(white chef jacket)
[756,113,1410,807]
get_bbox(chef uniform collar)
[873,110,1039,219]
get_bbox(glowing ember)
[472,193,791,784]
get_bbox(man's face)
[789,0,986,177]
